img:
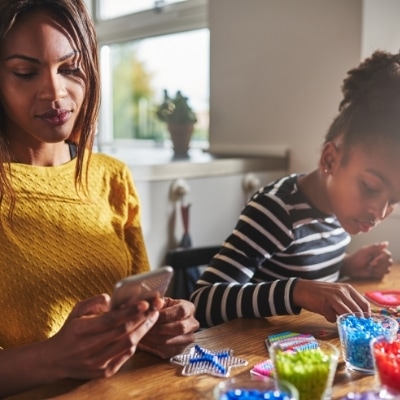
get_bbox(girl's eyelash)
[13,72,36,79]
[362,181,378,194]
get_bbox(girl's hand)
[342,242,392,280]
[292,280,370,323]
[138,297,199,359]
[45,294,161,381]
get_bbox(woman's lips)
[37,109,71,126]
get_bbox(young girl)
[191,50,399,328]
[0,0,198,396]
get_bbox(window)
[91,0,209,150]
[98,0,187,20]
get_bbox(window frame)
[90,0,208,150]
[93,0,208,45]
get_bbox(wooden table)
[8,265,400,400]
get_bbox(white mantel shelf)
[98,147,289,182]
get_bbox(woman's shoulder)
[90,152,126,166]
[89,152,130,172]
[88,152,133,185]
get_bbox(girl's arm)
[190,192,298,327]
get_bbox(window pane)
[100,29,209,144]
[98,0,187,20]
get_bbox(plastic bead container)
[269,340,339,400]
[371,336,400,397]
[337,312,399,374]
[214,375,299,400]
[340,390,400,400]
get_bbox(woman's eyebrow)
[4,50,79,63]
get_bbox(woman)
[0,0,198,396]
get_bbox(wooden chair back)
[165,245,220,300]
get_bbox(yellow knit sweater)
[0,153,150,348]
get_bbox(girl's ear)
[319,141,340,174]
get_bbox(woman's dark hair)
[325,50,400,163]
[0,0,100,218]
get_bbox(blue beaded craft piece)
[170,344,248,377]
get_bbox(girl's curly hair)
[325,50,400,161]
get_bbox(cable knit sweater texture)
[0,152,150,348]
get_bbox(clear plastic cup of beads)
[340,390,400,399]
[269,339,339,400]
[337,312,399,374]
[214,374,299,400]
[371,336,400,399]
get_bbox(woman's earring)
[324,168,328,173]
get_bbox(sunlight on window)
[100,29,209,144]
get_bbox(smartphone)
[111,266,174,309]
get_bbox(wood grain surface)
[8,264,400,400]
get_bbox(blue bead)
[221,389,291,400]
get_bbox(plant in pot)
[156,89,197,158]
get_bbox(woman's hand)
[292,280,370,323]
[341,242,392,280]
[0,294,163,397]
[138,297,200,359]
[46,294,161,380]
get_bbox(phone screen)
[111,266,174,309]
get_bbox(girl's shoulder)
[249,173,311,216]
[255,173,302,199]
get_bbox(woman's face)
[325,140,400,235]
[0,11,85,146]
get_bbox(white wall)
[209,0,362,173]
[361,0,400,57]
[208,0,400,261]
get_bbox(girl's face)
[0,11,85,146]
[324,141,400,235]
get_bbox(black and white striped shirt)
[190,174,350,327]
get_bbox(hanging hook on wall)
[154,0,165,13]
[170,178,190,202]
[242,173,261,195]
[169,179,192,248]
